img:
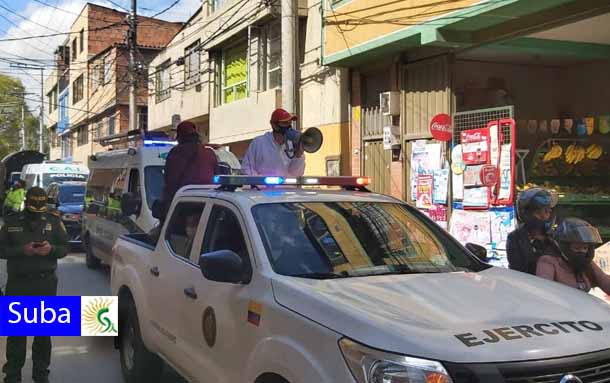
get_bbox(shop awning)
[323,0,610,66]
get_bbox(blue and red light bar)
[213,175,371,187]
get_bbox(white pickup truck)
[111,175,610,383]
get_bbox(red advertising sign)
[480,164,499,186]
[461,127,490,165]
[430,114,452,142]
[416,174,434,210]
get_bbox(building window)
[155,60,171,103]
[72,74,84,104]
[108,116,116,136]
[47,86,58,112]
[212,0,226,12]
[79,29,84,52]
[77,125,88,146]
[103,54,112,85]
[222,42,247,104]
[92,64,100,92]
[266,22,281,90]
[138,107,148,132]
[184,40,200,87]
[72,39,77,60]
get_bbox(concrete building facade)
[45,3,182,164]
[147,0,350,175]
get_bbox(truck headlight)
[339,338,453,383]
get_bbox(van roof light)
[213,176,370,190]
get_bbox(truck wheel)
[120,301,163,383]
[84,235,101,269]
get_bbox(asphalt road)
[0,253,186,383]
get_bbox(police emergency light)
[213,175,371,187]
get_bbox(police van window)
[128,169,140,195]
[166,202,205,259]
[201,205,250,267]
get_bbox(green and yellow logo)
[82,297,118,336]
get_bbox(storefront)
[323,0,610,267]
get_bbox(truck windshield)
[252,202,486,278]
[42,173,88,187]
[59,185,85,204]
[144,166,165,209]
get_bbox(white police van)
[85,139,241,269]
[111,175,610,383]
[22,162,89,189]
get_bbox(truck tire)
[120,300,163,383]
[84,235,101,269]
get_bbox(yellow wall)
[325,0,480,58]
[304,122,347,176]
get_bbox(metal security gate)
[453,106,514,144]
[361,107,392,195]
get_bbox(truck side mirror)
[198,250,244,284]
[121,192,141,217]
[466,243,488,263]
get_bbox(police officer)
[0,187,69,383]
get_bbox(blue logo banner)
[0,296,118,336]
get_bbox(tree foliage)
[0,74,41,159]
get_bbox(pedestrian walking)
[2,180,26,217]
[537,218,610,294]
[0,187,69,383]
[507,188,560,274]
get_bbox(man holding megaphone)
[242,108,323,177]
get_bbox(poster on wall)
[449,210,491,247]
[463,165,485,187]
[463,187,489,209]
[461,127,490,165]
[416,175,434,209]
[433,169,449,205]
[429,204,448,230]
[489,207,516,251]
[497,143,513,202]
[410,141,442,200]
[452,172,464,200]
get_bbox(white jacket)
[242,132,305,177]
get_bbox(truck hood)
[272,267,610,363]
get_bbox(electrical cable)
[150,0,182,18]
[0,21,126,43]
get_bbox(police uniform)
[0,187,68,383]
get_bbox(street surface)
[0,253,186,383]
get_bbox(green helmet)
[25,187,48,213]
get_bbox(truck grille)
[444,349,610,383]
[503,360,610,383]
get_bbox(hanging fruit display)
[543,144,563,162]
[585,144,603,160]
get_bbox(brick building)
[45,3,182,163]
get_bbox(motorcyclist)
[537,218,610,294]
[507,188,560,274]
[3,180,26,216]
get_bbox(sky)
[0,0,200,111]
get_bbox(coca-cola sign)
[430,113,452,141]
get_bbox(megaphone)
[285,127,323,153]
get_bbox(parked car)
[111,175,610,383]
[46,181,86,246]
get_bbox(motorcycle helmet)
[554,217,602,274]
[516,187,558,223]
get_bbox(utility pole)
[21,101,25,150]
[39,68,44,153]
[281,0,297,115]
[128,0,140,142]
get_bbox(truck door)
[148,200,208,367]
[180,201,256,383]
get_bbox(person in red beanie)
[157,121,217,219]
[242,108,305,177]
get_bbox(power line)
[0,1,63,34]
[107,0,130,12]
[0,21,126,43]
[151,0,182,18]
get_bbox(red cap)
[176,121,197,138]
[270,108,297,124]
